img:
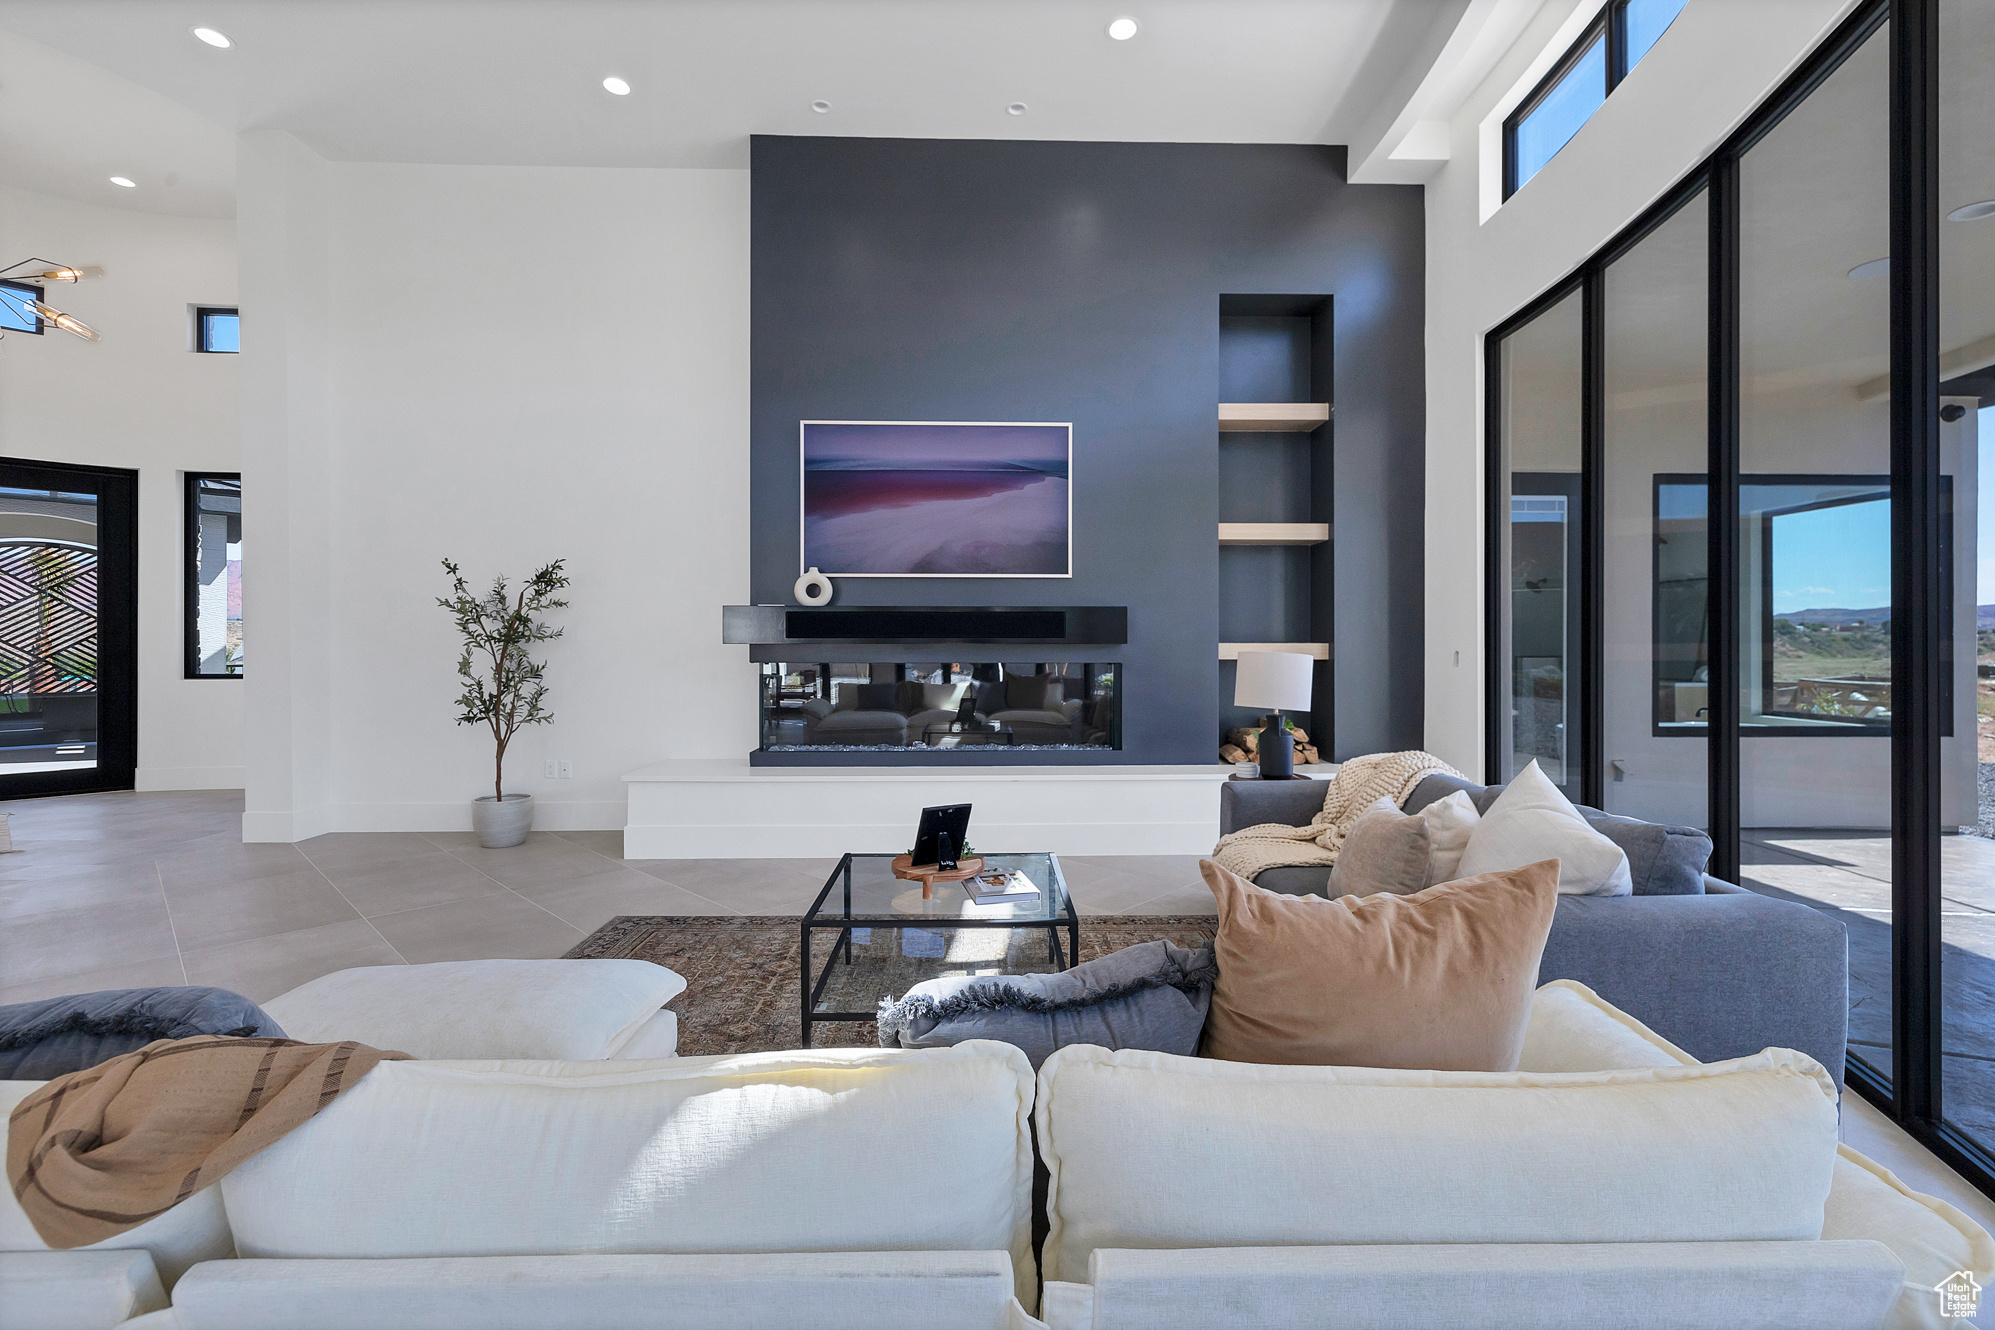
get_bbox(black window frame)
[0,280,44,336]
[1502,0,1686,200]
[1646,472,1954,737]
[195,306,239,354]
[183,471,242,680]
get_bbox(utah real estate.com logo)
[1938,1270,1981,1319]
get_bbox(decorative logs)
[1221,723,1319,766]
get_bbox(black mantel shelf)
[722,606,1127,659]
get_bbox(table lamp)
[1233,650,1315,778]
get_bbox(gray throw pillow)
[0,986,285,1080]
[1327,797,1432,897]
[1404,774,1711,896]
[876,939,1215,1068]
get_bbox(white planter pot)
[472,793,534,848]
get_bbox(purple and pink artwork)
[801,421,1071,577]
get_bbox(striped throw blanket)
[7,1034,407,1249]
[1212,750,1467,882]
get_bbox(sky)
[1769,496,1890,614]
[1759,403,1995,613]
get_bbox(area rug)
[566,915,1218,1056]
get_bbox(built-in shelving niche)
[1217,294,1332,756]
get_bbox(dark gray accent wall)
[751,136,1424,763]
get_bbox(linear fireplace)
[759,662,1121,754]
[724,605,1129,765]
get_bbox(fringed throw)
[1211,749,1466,882]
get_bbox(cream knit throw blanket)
[1212,750,1467,882]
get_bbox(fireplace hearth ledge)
[619,758,1307,859]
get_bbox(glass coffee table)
[801,851,1080,1047]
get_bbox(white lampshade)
[1234,649,1314,712]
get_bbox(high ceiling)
[0,0,1481,218]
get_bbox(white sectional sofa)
[3,1043,1041,1330]
[5,985,1987,1330]
[1031,983,1992,1330]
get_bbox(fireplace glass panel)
[759,662,1121,751]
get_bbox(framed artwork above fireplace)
[800,420,1072,577]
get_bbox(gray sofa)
[1219,773,1850,1087]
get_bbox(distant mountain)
[1775,607,1891,627]
[1778,606,1995,628]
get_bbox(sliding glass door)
[1486,0,1995,1190]
[1492,290,1586,800]
[1735,20,1897,1087]
[0,459,137,797]
[1939,0,1995,1153]
[1603,191,1707,827]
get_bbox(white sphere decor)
[794,566,834,606]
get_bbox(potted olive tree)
[438,558,568,848]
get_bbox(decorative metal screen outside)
[0,542,98,695]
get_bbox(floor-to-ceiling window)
[1734,20,1898,1089]
[1486,0,1991,1191]
[1491,290,1585,799]
[1939,0,1995,1153]
[1604,191,1707,827]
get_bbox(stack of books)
[967,869,1041,905]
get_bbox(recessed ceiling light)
[190,26,232,48]
[1949,199,1995,222]
[1006,102,1028,116]
[1846,257,1888,279]
[811,100,831,114]
[602,76,631,96]
[109,176,136,188]
[1107,17,1139,40]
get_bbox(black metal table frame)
[801,852,1082,1048]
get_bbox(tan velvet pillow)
[1199,857,1559,1071]
[1326,797,1430,897]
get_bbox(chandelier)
[0,259,100,342]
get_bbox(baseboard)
[241,805,332,843]
[136,765,246,791]
[324,800,628,833]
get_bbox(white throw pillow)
[262,959,687,1061]
[1455,760,1631,896]
[1416,790,1480,886]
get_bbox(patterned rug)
[567,915,1218,1056]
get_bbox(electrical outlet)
[544,760,558,779]
[558,761,573,779]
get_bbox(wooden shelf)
[1218,402,1330,432]
[1218,642,1329,661]
[1218,523,1329,546]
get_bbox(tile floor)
[0,789,1214,1007]
[7,785,1995,1285]
[1740,827,1995,1143]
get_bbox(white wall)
[239,140,752,838]
[1422,0,1864,777]
[0,183,244,789]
